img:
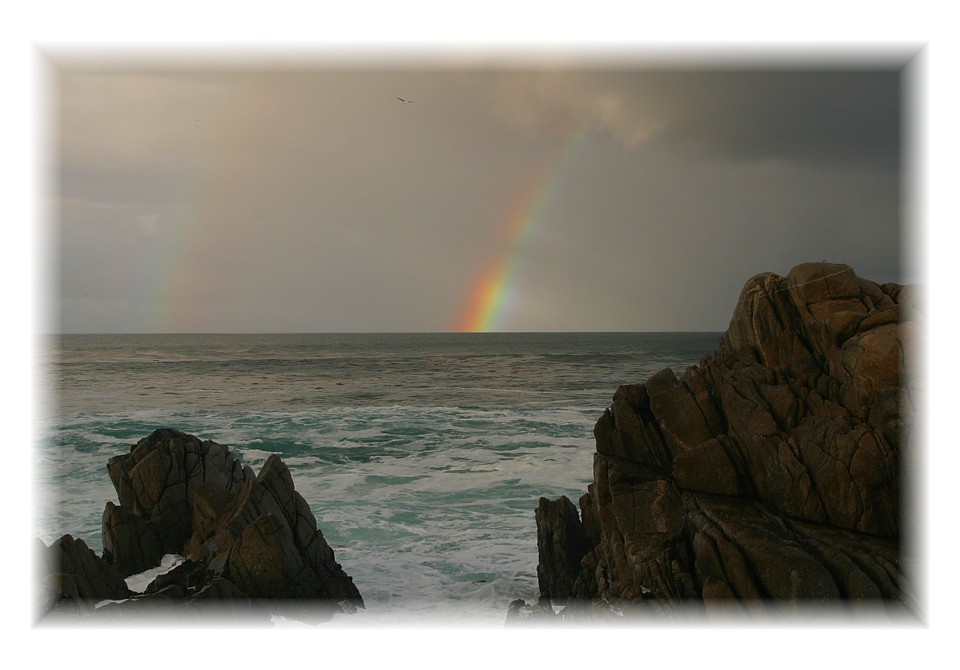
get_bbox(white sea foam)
[124,553,185,593]
[41,332,718,622]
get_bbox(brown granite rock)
[535,496,592,600]
[536,262,917,619]
[36,534,131,613]
[38,428,362,623]
[186,454,363,607]
[103,428,254,576]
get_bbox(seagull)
[397,97,415,104]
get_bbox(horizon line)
[40,329,727,337]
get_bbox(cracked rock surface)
[37,428,363,623]
[536,262,919,619]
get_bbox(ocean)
[36,332,720,625]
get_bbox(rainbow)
[138,111,269,333]
[456,119,590,332]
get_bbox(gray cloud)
[52,64,905,333]
[475,69,901,166]
[648,70,900,166]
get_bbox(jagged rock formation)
[37,428,363,623]
[536,262,919,619]
[35,534,132,615]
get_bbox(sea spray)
[38,332,718,623]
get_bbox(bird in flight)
[397,97,415,104]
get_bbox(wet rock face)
[35,535,131,615]
[536,496,592,600]
[102,428,255,576]
[38,429,363,623]
[537,263,919,617]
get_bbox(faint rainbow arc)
[456,120,590,332]
[143,109,260,333]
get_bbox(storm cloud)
[51,59,909,333]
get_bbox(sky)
[7,1,958,661]
[51,55,911,334]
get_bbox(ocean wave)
[41,332,718,620]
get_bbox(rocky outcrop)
[102,429,254,577]
[536,262,919,619]
[35,534,132,615]
[535,496,592,600]
[37,429,363,623]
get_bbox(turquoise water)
[37,332,719,624]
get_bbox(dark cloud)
[645,69,901,166]
[479,69,901,167]
[53,65,905,333]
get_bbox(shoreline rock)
[36,428,363,624]
[535,262,919,620]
